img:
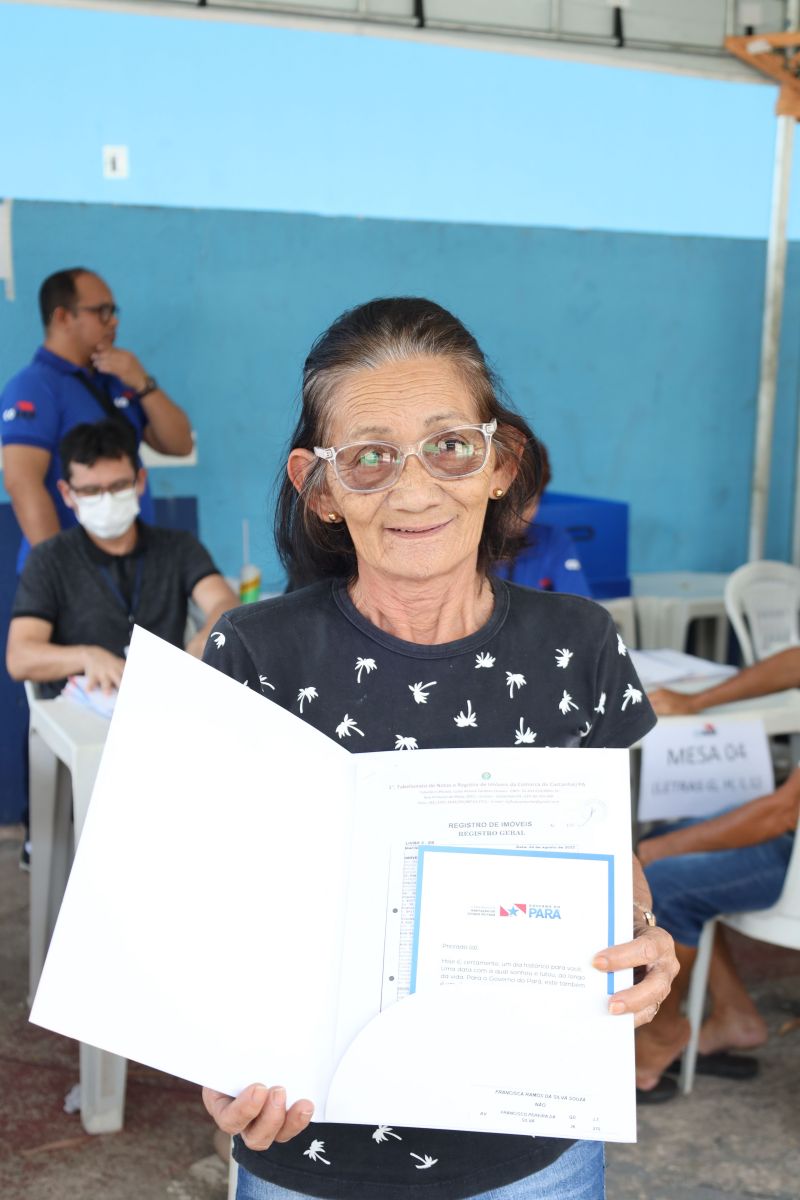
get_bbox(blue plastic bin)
[537,492,630,598]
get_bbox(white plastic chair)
[599,597,638,650]
[25,680,128,1133]
[679,812,800,1094]
[725,561,800,666]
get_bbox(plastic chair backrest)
[681,800,800,1094]
[722,800,800,951]
[724,560,800,666]
[772,813,800,914]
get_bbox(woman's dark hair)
[276,297,546,586]
[59,420,139,481]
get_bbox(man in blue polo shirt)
[494,442,593,598]
[1,266,193,570]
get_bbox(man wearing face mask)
[6,421,238,698]
[1,266,193,572]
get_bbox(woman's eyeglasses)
[314,420,497,494]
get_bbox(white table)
[27,691,127,1134]
[649,680,800,740]
[632,572,730,662]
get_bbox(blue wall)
[2,200,796,589]
[3,3,800,588]
[1,1,799,239]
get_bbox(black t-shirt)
[13,522,218,695]
[203,579,655,1200]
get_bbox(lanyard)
[98,556,144,633]
[73,369,127,425]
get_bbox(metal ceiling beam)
[10,0,781,87]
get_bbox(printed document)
[31,628,637,1141]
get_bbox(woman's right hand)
[202,1083,314,1151]
[648,687,698,717]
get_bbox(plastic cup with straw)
[239,518,261,604]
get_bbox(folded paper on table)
[629,649,736,690]
[62,674,117,719]
[30,626,637,1141]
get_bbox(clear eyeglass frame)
[70,481,137,503]
[313,418,498,494]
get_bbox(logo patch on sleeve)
[3,400,36,421]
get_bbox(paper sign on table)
[639,718,774,821]
[30,626,638,1142]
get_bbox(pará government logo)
[499,902,562,919]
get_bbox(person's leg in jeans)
[635,828,794,1088]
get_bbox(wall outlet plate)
[103,145,129,179]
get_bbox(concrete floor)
[1,825,798,1200]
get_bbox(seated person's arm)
[184,573,240,659]
[638,772,800,866]
[649,646,800,716]
[3,444,60,545]
[6,616,125,693]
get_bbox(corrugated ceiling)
[125,0,792,80]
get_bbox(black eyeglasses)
[74,303,120,324]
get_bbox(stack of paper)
[61,675,118,719]
[630,649,737,690]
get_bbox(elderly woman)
[202,298,677,1200]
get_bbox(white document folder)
[30,627,637,1142]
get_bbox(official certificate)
[329,746,635,1140]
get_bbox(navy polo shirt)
[1,346,154,570]
[496,522,593,598]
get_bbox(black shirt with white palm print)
[203,579,655,1200]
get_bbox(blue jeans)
[643,817,794,947]
[236,1140,605,1200]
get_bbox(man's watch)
[136,375,158,399]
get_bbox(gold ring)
[653,1001,661,1017]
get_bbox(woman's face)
[290,357,516,585]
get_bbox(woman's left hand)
[591,923,679,1027]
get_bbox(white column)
[750,0,800,562]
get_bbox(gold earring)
[493,488,505,499]
[327,512,342,523]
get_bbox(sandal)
[636,1075,679,1104]
[666,1051,759,1080]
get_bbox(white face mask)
[73,488,140,540]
